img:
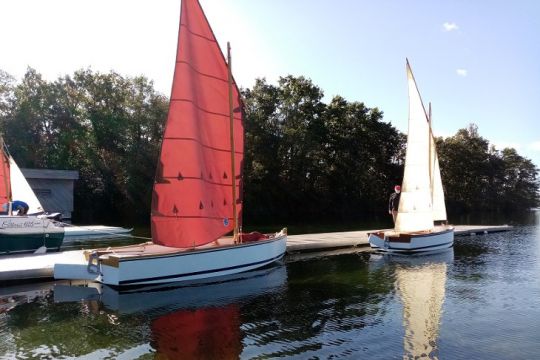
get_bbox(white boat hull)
[55,231,287,286]
[368,226,454,254]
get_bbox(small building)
[20,168,79,220]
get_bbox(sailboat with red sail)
[54,0,287,286]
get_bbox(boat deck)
[0,225,512,282]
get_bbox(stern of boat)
[368,231,386,249]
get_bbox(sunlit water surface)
[1,213,540,359]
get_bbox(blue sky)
[1,0,539,166]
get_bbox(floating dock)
[0,225,512,282]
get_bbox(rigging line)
[169,98,242,122]
[163,136,244,155]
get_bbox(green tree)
[438,124,539,214]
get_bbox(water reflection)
[54,264,287,358]
[371,249,453,359]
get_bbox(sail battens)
[160,176,235,187]
[174,60,229,84]
[163,137,244,155]
[179,23,219,43]
[169,98,242,121]
[153,215,233,220]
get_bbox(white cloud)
[443,22,459,31]
[456,69,468,77]
[528,142,540,151]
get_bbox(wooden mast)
[428,102,433,203]
[227,42,239,242]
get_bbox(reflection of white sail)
[394,250,452,359]
[9,156,44,214]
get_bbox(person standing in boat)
[388,185,401,223]
[1,200,29,215]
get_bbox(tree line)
[0,68,538,225]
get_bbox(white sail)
[395,61,434,233]
[431,140,447,222]
[9,156,44,214]
[428,104,447,223]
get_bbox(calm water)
[1,214,540,359]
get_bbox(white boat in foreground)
[55,231,286,286]
[54,0,287,286]
[369,60,454,253]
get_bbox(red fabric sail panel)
[151,0,244,248]
[0,147,11,205]
[151,305,242,358]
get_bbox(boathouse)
[20,168,79,221]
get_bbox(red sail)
[0,143,11,205]
[151,0,244,247]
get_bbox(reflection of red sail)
[0,139,11,205]
[151,0,244,247]
[152,305,242,359]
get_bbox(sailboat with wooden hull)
[369,60,454,253]
[54,0,287,286]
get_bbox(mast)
[227,42,239,242]
[428,102,433,202]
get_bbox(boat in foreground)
[54,0,287,286]
[369,60,454,253]
[54,229,287,286]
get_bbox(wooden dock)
[0,225,512,282]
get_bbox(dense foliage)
[0,68,537,225]
[0,68,167,223]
